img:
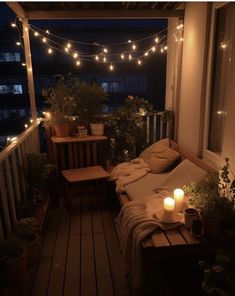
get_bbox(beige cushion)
[154,159,207,192]
[139,138,170,160]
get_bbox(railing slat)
[5,158,17,227]
[146,115,150,144]
[11,151,21,203]
[0,163,12,236]
[17,146,27,200]
[153,113,157,143]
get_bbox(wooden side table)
[51,135,107,170]
[62,165,110,209]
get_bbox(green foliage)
[25,153,55,200]
[42,75,79,124]
[184,158,235,219]
[104,96,154,163]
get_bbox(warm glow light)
[144,52,149,56]
[164,46,168,50]
[30,119,33,123]
[177,24,184,29]
[173,189,185,211]
[151,46,156,52]
[73,52,78,59]
[16,42,21,46]
[24,27,28,32]
[95,55,99,61]
[46,30,50,34]
[132,44,136,50]
[160,48,164,53]
[155,37,159,43]
[221,43,227,49]
[76,60,81,66]
[48,48,53,54]
[34,31,39,37]
[24,124,28,129]
[11,23,16,28]
[180,38,184,42]
[128,54,132,60]
[67,42,71,48]
[21,63,26,66]
[103,56,107,62]
[42,37,47,43]
[121,54,125,60]
[65,47,69,53]
[11,137,17,143]
[137,59,142,65]
[103,47,108,53]
[128,40,132,43]
[109,64,114,71]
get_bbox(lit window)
[0,84,23,94]
[0,52,21,62]
[101,82,119,93]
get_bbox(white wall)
[177,2,208,155]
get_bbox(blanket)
[110,158,151,193]
[116,194,183,289]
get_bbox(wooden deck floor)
[30,191,132,296]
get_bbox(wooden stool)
[62,166,110,208]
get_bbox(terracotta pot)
[90,123,104,136]
[54,124,70,138]
[200,212,221,238]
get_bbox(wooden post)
[22,19,37,121]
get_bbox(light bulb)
[30,119,33,123]
[121,54,125,60]
[34,31,39,37]
[46,30,50,34]
[128,54,132,60]
[103,48,108,53]
[24,27,28,32]
[128,40,132,43]
[73,52,78,59]
[95,55,99,61]
[11,23,16,28]
[42,37,47,43]
[137,59,142,65]
[155,37,159,43]
[76,60,81,66]
[103,56,107,62]
[144,52,149,56]
[151,46,156,52]
[16,42,21,46]
[221,43,227,49]
[177,24,184,29]
[164,46,168,50]
[22,63,26,66]
[180,38,184,42]
[132,44,136,50]
[67,43,71,48]
[160,48,164,53]
[109,64,114,71]
[65,47,69,53]
[48,48,53,54]
[24,124,28,129]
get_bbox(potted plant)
[184,158,235,238]
[42,75,79,137]
[75,81,108,135]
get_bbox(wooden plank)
[85,142,91,166]
[64,214,81,296]
[10,151,21,202]
[6,2,26,19]
[81,234,97,296]
[160,117,164,139]
[101,205,131,296]
[47,210,70,296]
[62,166,109,183]
[79,143,84,167]
[147,229,170,248]
[26,9,184,20]
[0,163,12,236]
[68,143,74,169]
[91,193,103,234]
[73,143,79,168]
[164,229,186,246]
[5,157,17,227]
[31,209,60,296]
[178,226,201,245]
[81,194,92,234]
[92,142,97,165]
[94,233,114,296]
[51,135,107,144]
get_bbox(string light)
[164,46,168,50]
[16,42,21,46]
[67,42,71,48]
[151,46,156,52]
[48,48,53,54]
[120,54,125,60]
[73,52,78,59]
[103,47,108,53]
[155,37,159,43]
[42,37,47,43]
[144,52,149,56]
[22,63,26,66]
[109,64,114,71]
[221,42,227,49]
[11,23,16,28]
[46,30,50,34]
[30,119,33,123]
[128,40,132,43]
[76,60,81,66]
[34,31,39,37]
[65,47,69,53]
[103,56,107,63]
[24,124,28,129]
[180,38,184,42]
[177,24,184,30]
[160,48,164,53]
[132,44,136,50]
[95,55,99,61]
[128,54,132,60]
[137,59,142,65]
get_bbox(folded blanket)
[110,158,151,193]
[116,194,183,289]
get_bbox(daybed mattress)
[125,172,168,201]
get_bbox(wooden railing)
[0,122,40,239]
[145,111,173,144]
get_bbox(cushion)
[139,138,170,160]
[154,159,207,192]
[125,172,169,201]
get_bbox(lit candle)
[163,197,175,222]
[173,188,185,212]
